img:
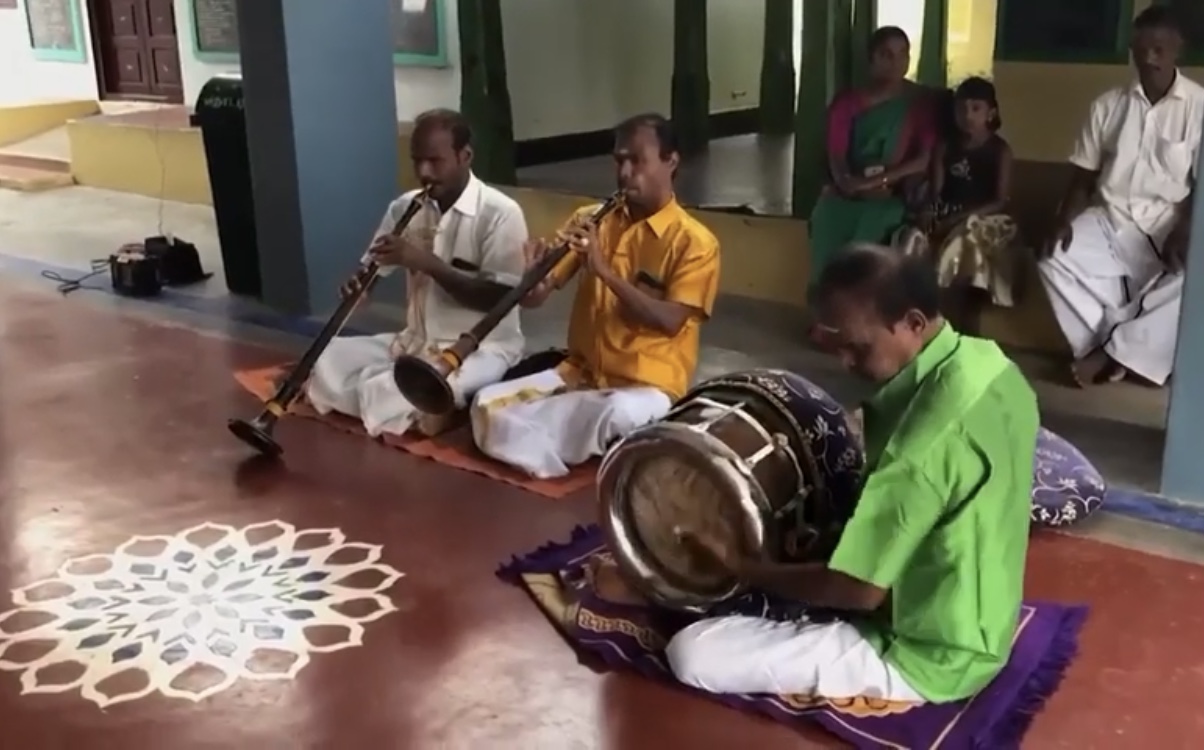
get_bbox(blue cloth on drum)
[680,369,866,523]
[1030,427,1106,528]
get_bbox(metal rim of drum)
[597,421,772,613]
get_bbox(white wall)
[181,0,766,139]
[707,0,765,114]
[876,0,927,79]
[174,0,464,121]
[503,0,765,140]
[174,0,239,106]
[4,0,766,142]
[0,0,99,104]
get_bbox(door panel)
[90,0,184,103]
[102,0,150,97]
[149,47,182,90]
[112,48,148,90]
[144,0,183,100]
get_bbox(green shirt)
[827,323,1038,703]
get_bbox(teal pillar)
[1161,142,1204,502]
[671,0,710,156]
[791,0,841,218]
[758,0,796,135]
[459,0,516,184]
[831,0,852,94]
[237,0,399,315]
[916,0,948,88]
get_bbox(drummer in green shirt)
[667,243,1039,703]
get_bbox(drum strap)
[669,396,783,469]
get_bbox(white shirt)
[366,174,528,364]
[1069,71,1204,236]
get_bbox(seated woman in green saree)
[809,26,936,286]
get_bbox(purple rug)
[497,525,1088,749]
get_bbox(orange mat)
[232,365,595,499]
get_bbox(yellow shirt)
[548,198,720,401]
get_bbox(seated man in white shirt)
[306,109,528,436]
[1038,6,1200,387]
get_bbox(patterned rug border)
[497,525,1089,749]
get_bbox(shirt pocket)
[443,220,484,273]
[632,269,668,301]
[1151,136,1194,186]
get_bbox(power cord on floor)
[41,258,109,295]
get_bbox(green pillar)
[791,0,842,218]
[916,0,948,88]
[758,0,796,135]
[830,0,876,92]
[831,0,852,95]
[671,0,710,156]
[458,0,516,184]
[849,0,876,89]
[480,0,515,181]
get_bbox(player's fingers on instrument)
[560,225,589,242]
[523,239,547,266]
[560,232,590,254]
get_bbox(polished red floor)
[1,283,1203,749]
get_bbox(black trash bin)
[191,74,262,298]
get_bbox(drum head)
[641,454,751,592]
[599,424,765,607]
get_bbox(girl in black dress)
[894,77,1018,334]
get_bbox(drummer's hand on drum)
[520,238,555,308]
[677,527,744,578]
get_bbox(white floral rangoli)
[0,521,403,707]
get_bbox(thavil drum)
[597,369,865,612]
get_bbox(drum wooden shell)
[598,369,864,612]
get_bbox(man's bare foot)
[1068,360,1092,388]
[1067,348,1108,388]
[1091,356,1128,385]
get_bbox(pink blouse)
[825,89,937,168]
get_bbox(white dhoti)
[665,615,924,701]
[307,333,511,438]
[1037,207,1182,385]
[470,368,672,479]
